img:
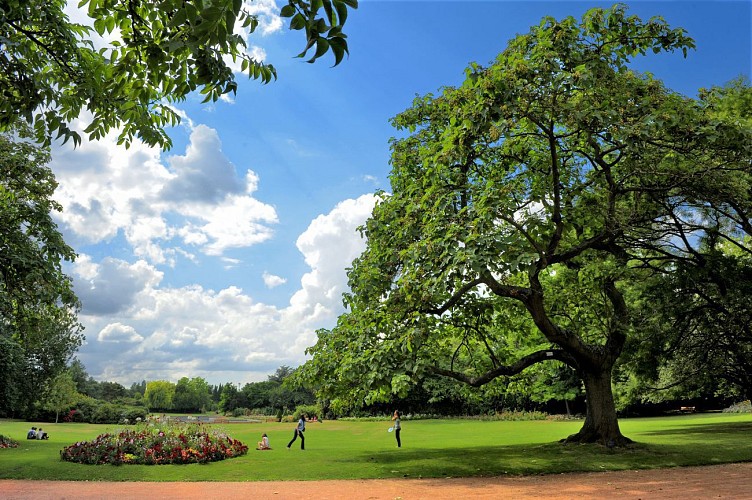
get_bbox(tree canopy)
[0,0,358,149]
[0,126,84,418]
[296,5,751,445]
[619,79,752,405]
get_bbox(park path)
[1,463,751,499]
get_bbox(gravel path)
[2,463,751,499]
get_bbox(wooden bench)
[679,406,696,413]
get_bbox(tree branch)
[427,349,577,387]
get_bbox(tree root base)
[559,432,634,448]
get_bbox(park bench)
[679,406,696,413]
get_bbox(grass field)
[1,413,751,481]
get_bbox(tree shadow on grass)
[638,421,752,438]
[342,421,752,479]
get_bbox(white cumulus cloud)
[263,272,287,288]
[71,193,378,386]
[51,121,277,263]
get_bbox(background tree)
[172,376,212,412]
[0,0,358,149]
[98,381,128,402]
[243,380,274,411]
[129,380,147,398]
[218,383,247,414]
[0,126,83,418]
[40,371,80,423]
[144,380,175,412]
[296,6,750,445]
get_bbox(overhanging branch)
[427,349,576,387]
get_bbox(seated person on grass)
[256,433,271,450]
[27,427,37,439]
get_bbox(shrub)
[120,406,148,423]
[293,404,321,421]
[60,422,248,465]
[723,400,752,413]
[63,409,85,423]
[0,434,19,448]
[91,403,122,424]
[231,407,250,417]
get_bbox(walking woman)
[392,410,401,448]
[287,414,306,450]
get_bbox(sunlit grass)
[1,413,750,481]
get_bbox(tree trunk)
[562,368,631,446]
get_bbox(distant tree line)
[17,360,319,423]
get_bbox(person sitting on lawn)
[256,433,271,450]
[36,428,49,440]
[27,427,37,439]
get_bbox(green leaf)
[322,0,334,25]
[280,4,296,18]
[334,1,348,26]
[290,13,306,30]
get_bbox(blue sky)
[51,1,751,387]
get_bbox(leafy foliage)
[40,371,80,423]
[144,380,176,411]
[613,78,752,407]
[0,0,358,149]
[172,377,212,412]
[0,126,83,418]
[296,5,749,444]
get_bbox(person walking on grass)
[287,414,306,450]
[392,410,402,448]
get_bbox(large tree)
[172,376,212,412]
[0,0,358,149]
[613,77,752,407]
[144,380,175,411]
[0,126,83,417]
[298,6,749,445]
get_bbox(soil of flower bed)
[1,463,751,499]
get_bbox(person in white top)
[392,410,402,448]
[257,433,271,450]
[287,415,306,450]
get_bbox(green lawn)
[1,413,750,481]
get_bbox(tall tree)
[296,6,749,445]
[615,77,752,407]
[0,0,358,149]
[40,371,80,423]
[173,376,212,412]
[144,380,175,411]
[0,126,83,417]
[218,383,246,413]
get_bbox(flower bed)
[60,422,248,465]
[0,434,19,449]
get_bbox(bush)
[723,400,752,413]
[91,403,122,424]
[293,404,321,421]
[69,395,99,423]
[120,406,148,423]
[60,422,248,465]
[68,398,148,424]
[231,407,250,417]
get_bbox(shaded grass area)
[1,413,750,481]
